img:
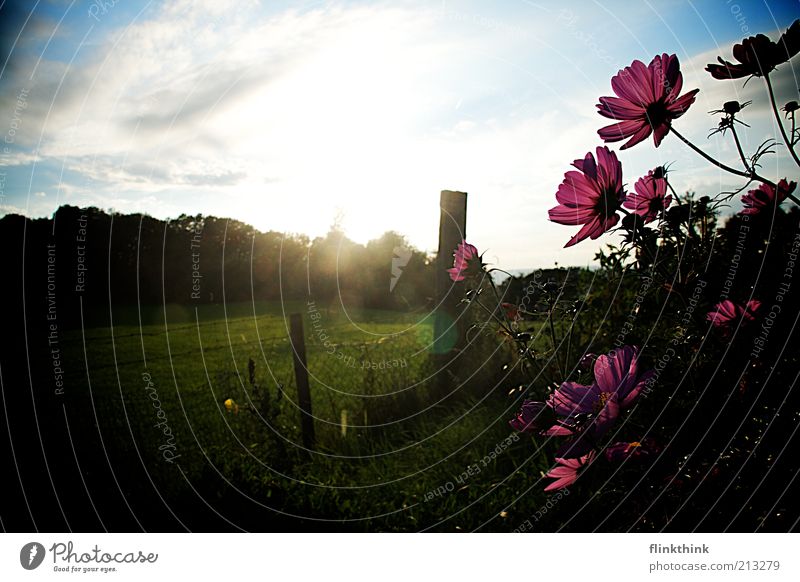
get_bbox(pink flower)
[597,54,699,149]
[509,400,554,433]
[707,300,761,331]
[548,382,615,422]
[510,348,655,458]
[624,170,672,222]
[548,146,626,247]
[544,452,595,491]
[741,179,796,215]
[453,240,478,264]
[593,346,654,409]
[543,346,654,458]
[545,382,620,455]
[447,240,480,282]
[706,21,800,80]
[549,347,651,421]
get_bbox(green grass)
[62,302,555,531]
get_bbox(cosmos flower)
[447,240,481,282]
[707,300,762,331]
[624,170,673,222]
[597,53,699,149]
[543,347,654,458]
[509,400,554,433]
[547,382,594,417]
[454,240,478,264]
[546,382,621,444]
[740,179,796,215]
[548,146,626,247]
[544,452,596,492]
[706,20,800,80]
[511,348,653,459]
[594,346,654,408]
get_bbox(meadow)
[60,300,556,531]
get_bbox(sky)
[0,0,798,269]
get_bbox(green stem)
[764,72,800,169]
[666,182,695,239]
[486,269,512,326]
[485,270,551,382]
[473,292,544,382]
[670,126,775,187]
[471,293,511,333]
[730,125,751,173]
[547,304,564,378]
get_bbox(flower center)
[595,391,612,412]
[649,197,665,213]
[596,188,622,219]
[645,100,669,128]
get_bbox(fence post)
[433,190,468,358]
[289,312,315,450]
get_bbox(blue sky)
[1,0,798,268]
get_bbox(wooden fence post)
[289,313,315,450]
[433,190,468,358]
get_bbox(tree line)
[0,205,438,329]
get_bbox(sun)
[219,19,442,248]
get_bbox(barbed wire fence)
[212,316,436,457]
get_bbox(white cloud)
[0,151,42,166]
[2,3,798,269]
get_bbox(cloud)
[181,170,247,187]
[62,156,252,190]
[0,3,461,188]
[2,2,798,269]
[0,151,42,166]
[0,203,28,216]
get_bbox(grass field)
[60,301,556,531]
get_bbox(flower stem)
[471,289,544,381]
[730,125,751,174]
[486,269,510,322]
[546,305,564,378]
[667,181,682,205]
[670,126,775,187]
[764,72,800,169]
[471,291,511,333]
[666,182,697,240]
